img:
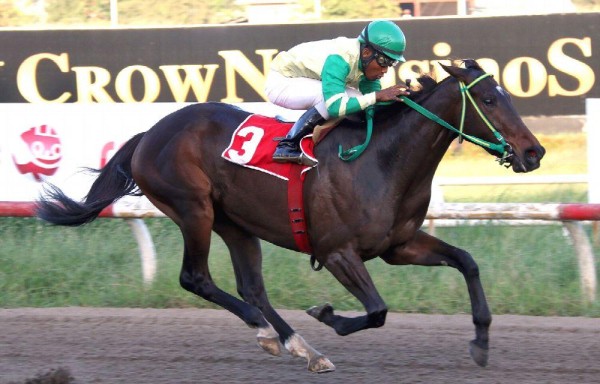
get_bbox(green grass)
[1,218,598,316]
[1,132,598,316]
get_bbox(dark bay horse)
[37,60,545,373]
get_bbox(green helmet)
[358,20,406,62]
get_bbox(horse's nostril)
[525,146,545,165]
[526,149,537,159]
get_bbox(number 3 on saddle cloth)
[222,114,319,255]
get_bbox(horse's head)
[440,60,545,173]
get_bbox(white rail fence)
[0,200,597,302]
[434,173,588,187]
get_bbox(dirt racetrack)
[1,308,599,384]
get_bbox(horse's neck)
[379,84,461,182]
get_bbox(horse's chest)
[348,214,422,257]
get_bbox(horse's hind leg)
[133,136,274,360]
[176,210,270,330]
[214,218,335,373]
[217,224,283,356]
[380,230,491,367]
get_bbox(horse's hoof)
[257,336,282,356]
[469,340,489,367]
[306,303,333,322]
[308,354,336,373]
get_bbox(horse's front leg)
[380,229,491,367]
[307,247,388,336]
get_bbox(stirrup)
[273,145,300,161]
[272,151,317,167]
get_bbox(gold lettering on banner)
[430,59,452,82]
[71,66,113,102]
[502,57,548,97]
[17,52,71,103]
[115,65,161,102]
[218,49,277,103]
[398,60,430,82]
[10,34,596,108]
[547,37,594,96]
[475,59,500,80]
[159,64,219,102]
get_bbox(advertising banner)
[0,13,598,116]
[0,102,299,202]
[0,103,183,201]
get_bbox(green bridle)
[339,73,513,165]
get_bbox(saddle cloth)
[221,114,317,179]
[221,114,316,254]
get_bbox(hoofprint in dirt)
[1,308,598,384]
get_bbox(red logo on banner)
[100,141,125,168]
[12,125,62,182]
[100,141,116,168]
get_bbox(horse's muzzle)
[513,145,546,173]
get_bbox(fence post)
[562,221,597,303]
[125,218,157,285]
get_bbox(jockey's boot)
[273,107,325,165]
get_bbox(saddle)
[223,114,320,179]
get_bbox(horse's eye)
[483,98,494,106]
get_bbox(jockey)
[265,20,410,165]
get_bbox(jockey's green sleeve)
[358,75,383,97]
[321,54,381,118]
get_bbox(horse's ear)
[439,62,468,82]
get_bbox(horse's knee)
[368,307,388,328]
[179,269,216,298]
[180,277,196,294]
[454,250,480,279]
[464,260,480,279]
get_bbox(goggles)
[373,50,399,68]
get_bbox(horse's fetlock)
[474,312,492,328]
[245,311,267,328]
[368,307,388,328]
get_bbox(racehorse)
[37,59,545,373]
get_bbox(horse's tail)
[36,132,146,226]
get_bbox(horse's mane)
[376,59,484,118]
[370,75,436,121]
[407,75,437,99]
